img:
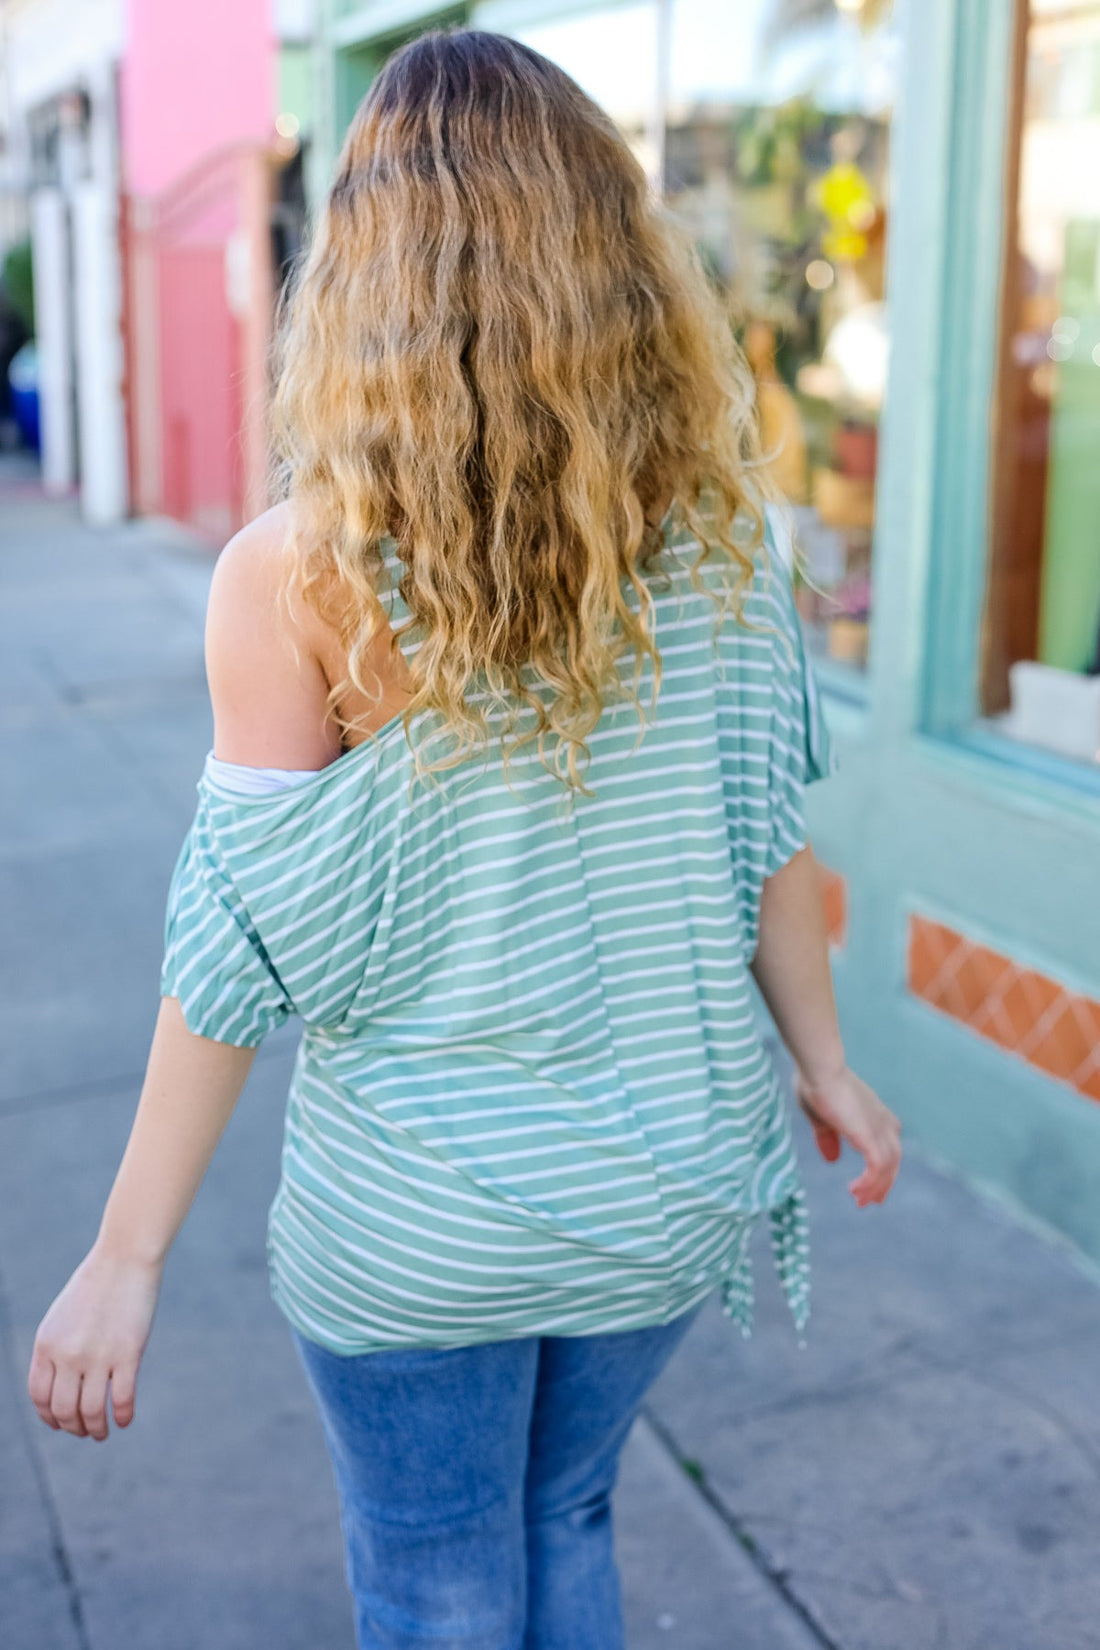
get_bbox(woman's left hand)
[795,1065,902,1208]
[27,1247,163,1439]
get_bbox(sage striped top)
[161,529,831,1354]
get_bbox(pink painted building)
[121,0,275,198]
[119,0,282,540]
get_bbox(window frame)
[918,0,1100,800]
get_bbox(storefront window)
[508,0,900,671]
[513,4,660,178]
[982,0,1100,766]
[665,0,898,671]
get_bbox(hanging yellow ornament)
[814,161,876,262]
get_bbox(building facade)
[3,0,129,519]
[3,0,314,536]
[119,0,279,539]
[311,0,1100,1269]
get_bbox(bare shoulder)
[206,503,342,769]
[208,500,297,613]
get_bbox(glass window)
[981,0,1100,767]
[664,0,899,672]
[498,0,901,671]
[512,4,661,179]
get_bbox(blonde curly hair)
[271,28,768,793]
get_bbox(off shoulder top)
[161,528,832,1354]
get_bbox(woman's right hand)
[795,1066,902,1208]
[27,1247,162,1440]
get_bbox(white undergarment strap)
[204,751,324,797]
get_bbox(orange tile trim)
[816,862,847,949]
[907,915,1100,1105]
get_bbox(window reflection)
[516,0,899,671]
[665,0,898,670]
[515,4,661,179]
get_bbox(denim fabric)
[292,1302,705,1650]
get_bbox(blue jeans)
[292,1303,704,1650]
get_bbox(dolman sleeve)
[762,560,834,879]
[160,798,293,1047]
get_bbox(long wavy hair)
[271,28,768,793]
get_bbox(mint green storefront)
[306,0,1100,1271]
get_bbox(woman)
[27,30,901,1650]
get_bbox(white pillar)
[30,188,76,494]
[648,0,672,194]
[72,179,128,523]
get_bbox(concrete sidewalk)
[1,489,1098,1650]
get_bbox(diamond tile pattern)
[817,862,847,949]
[907,916,1100,1104]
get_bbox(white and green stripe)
[161,534,829,1352]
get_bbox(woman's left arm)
[27,997,255,1440]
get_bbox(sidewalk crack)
[640,1405,842,1650]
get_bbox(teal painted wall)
[807,0,1100,1269]
[278,43,316,133]
[312,0,470,187]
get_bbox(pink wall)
[120,0,274,196]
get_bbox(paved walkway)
[2,485,1098,1650]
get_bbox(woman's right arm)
[27,509,325,1443]
[751,844,902,1207]
[27,997,257,1440]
